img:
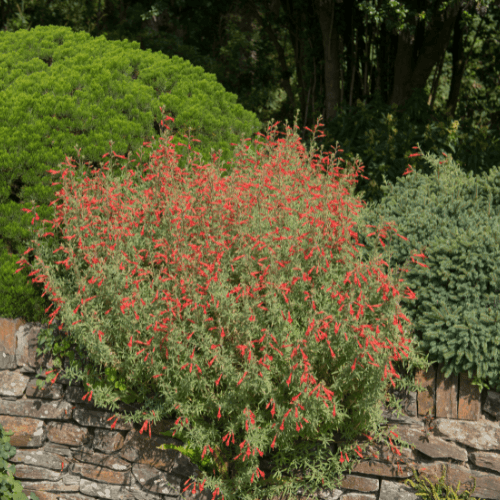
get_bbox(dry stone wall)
[1,316,500,500]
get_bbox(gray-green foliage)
[0,24,266,324]
[355,147,500,393]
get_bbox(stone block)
[92,428,126,454]
[46,421,91,447]
[25,377,65,399]
[339,474,378,492]
[484,391,500,420]
[9,447,70,471]
[380,480,420,500]
[73,407,134,431]
[1,317,27,370]
[469,451,500,474]
[434,418,500,450]
[0,415,45,447]
[0,398,74,419]
[411,460,500,499]
[395,424,468,461]
[0,369,30,396]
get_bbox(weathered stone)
[411,460,500,500]
[433,418,500,450]
[65,385,99,405]
[316,489,343,500]
[25,377,65,399]
[483,390,500,420]
[338,474,378,492]
[0,369,30,396]
[73,447,131,471]
[73,407,134,431]
[13,464,63,481]
[131,462,184,495]
[356,439,419,473]
[20,491,94,500]
[46,421,91,447]
[387,389,418,417]
[119,427,203,479]
[380,408,423,426]
[459,369,482,420]
[15,321,58,375]
[16,321,45,373]
[395,423,468,461]
[92,428,126,453]
[469,451,500,474]
[0,398,74,419]
[17,475,81,493]
[350,459,415,479]
[1,317,27,369]
[436,363,458,419]
[0,415,45,447]
[79,477,173,499]
[250,482,343,500]
[148,417,178,437]
[338,493,376,500]
[43,442,75,458]
[379,480,419,500]
[10,447,70,471]
[71,462,132,485]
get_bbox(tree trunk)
[446,8,466,118]
[446,5,485,119]
[384,27,399,104]
[390,1,462,108]
[344,1,356,106]
[248,1,297,118]
[377,22,390,101]
[314,0,341,122]
[428,47,446,114]
[283,0,310,123]
[354,9,367,104]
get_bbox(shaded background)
[1,0,499,205]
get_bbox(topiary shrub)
[0,24,266,324]
[355,147,500,393]
[0,423,39,500]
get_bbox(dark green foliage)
[355,147,500,392]
[0,423,39,500]
[317,88,500,206]
[0,24,267,325]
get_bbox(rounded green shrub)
[0,423,39,500]
[0,24,267,324]
[355,147,500,393]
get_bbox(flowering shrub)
[16,109,434,500]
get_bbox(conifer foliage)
[356,148,500,392]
